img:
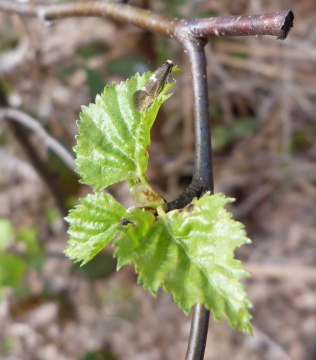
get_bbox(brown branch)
[0,2,293,41]
[190,10,293,40]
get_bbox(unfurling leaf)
[130,183,165,208]
[114,192,252,333]
[65,193,125,265]
[75,71,174,191]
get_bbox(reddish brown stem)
[0,1,293,41]
[190,10,293,40]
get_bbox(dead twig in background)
[0,108,76,171]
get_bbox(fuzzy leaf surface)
[114,192,252,333]
[65,193,125,264]
[75,71,174,191]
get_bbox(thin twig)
[176,34,212,360]
[167,37,213,212]
[0,108,76,171]
[0,107,75,217]
[182,39,213,192]
[192,11,293,40]
[5,119,69,217]
[185,303,210,360]
[0,1,293,41]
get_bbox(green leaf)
[172,65,182,74]
[114,192,252,333]
[65,193,126,264]
[0,254,25,287]
[75,71,174,191]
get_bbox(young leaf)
[172,65,182,74]
[65,193,126,264]
[114,192,252,333]
[75,71,175,191]
[130,183,165,208]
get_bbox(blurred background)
[0,0,315,359]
